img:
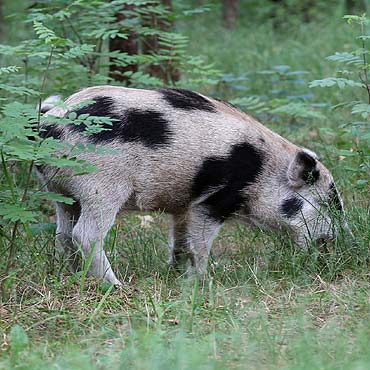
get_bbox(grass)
[1,207,369,369]
[1,4,370,370]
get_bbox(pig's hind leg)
[55,201,81,271]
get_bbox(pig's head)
[242,148,347,248]
[280,149,346,248]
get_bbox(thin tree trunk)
[142,0,180,85]
[109,1,179,85]
[109,6,138,84]
[345,0,356,13]
[222,0,239,30]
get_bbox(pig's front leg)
[71,200,122,286]
[169,208,222,275]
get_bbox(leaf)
[0,66,20,75]
[343,15,370,25]
[33,21,65,45]
[286,70,310,76]
[357,35,370,41]
[356,179,368,187]
[122,71,163,87]
[0,84,39,96]
[0,204,37,223]
[182,6,211,16]
[62,44,95,59]
[270,102,324,120]
[273,65,290,73]
[33,191,75,205]
[326,52,362,66]
[351,103,370,118]
[309,78,363,89]
[229,96,267,113]
[68,112,77,120]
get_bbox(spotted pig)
[38,86,346,285]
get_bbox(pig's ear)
[287,151,320,188]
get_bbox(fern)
[33,21,63,45]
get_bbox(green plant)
[215,65,325,123]
[26,1,219,91]
[309,14,370,190]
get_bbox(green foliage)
[309,77,363,88]
[0,66,20,75]
[218,65,324,123]
[310,14,370,189]
[22,0,219,92]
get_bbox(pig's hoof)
[112,279,123,288]
[103,273,122,287]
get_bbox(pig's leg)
[71,200,122,286]
[55,201,81,271]
[170,208,222,275]
[168,213,192,268]
[186,208,222,275]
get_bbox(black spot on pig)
[159,88,216,112]
[67,96,115,135]
[280,197,304,218]
[119,109,172,148]
[67,96,172,149]
[35,164,45,173]
[39,124,63,140]
[192,142,264,222]
[41,107,51,114]
[71,96,115,123]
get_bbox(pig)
[38,86,345,285]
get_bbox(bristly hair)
[159,88,216,112]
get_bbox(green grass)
[1,4,370,370]
[1,206,369,369]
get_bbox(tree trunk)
[109,0,179,85]
[345,0,356,13]
[142,0,180,85]
[222,0,239,30]
[108,5,139,84]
